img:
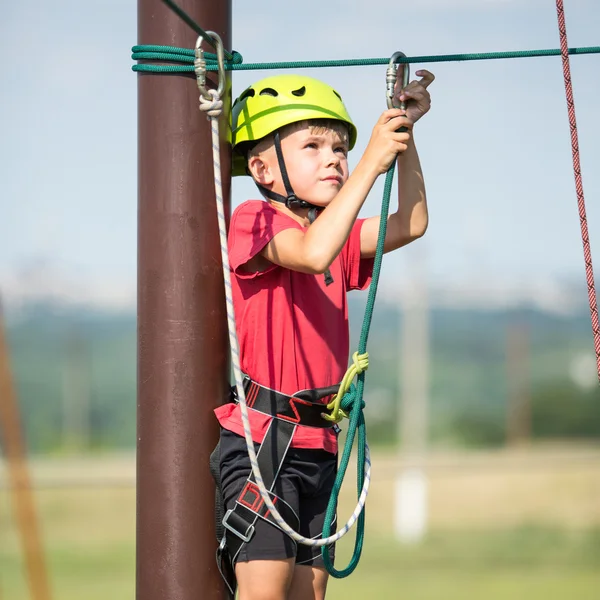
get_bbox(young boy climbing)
[214,68,434,600]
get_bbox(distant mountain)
[0,259,591,315]
[3,296,598,453]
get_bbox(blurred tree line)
[3,299,599,454]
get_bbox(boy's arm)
[258,111,410,275]
[256,70,433,273]
[360,69,434,258]
[359,134,428,258]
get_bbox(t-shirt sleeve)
[342,219,374,291]
[228,200,303,278]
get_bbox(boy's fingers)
[397,79,420,90]
[378,108,404,124]
[400,88,428,101]
[398,83,431,103]
[392,132,411,145]
[385,111,410,121]
[405,79,422,89]
[382,108,404,119]
[415,70,435,88]
[386,115,413,130]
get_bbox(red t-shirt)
[214,200,373,454]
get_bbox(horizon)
[2,0,599,315]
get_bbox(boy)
[214,70,434,600]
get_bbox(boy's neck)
[266,199,313,228]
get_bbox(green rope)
[159,0,235,61]
[320,161,395,578]
[132,44,600,73]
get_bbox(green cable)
[131,44,600,73]
[320,161,395,578]
[159,0,235,61]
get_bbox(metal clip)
[195,31,226,100]
[222,509,255,543]
[386,51,410,109]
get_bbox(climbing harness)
[213,378,340,596]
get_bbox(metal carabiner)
[386,51,410,109]
[194,31,226,100]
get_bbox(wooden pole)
[395,247,430,543]
[0,302,52,600]
[136,1,231,599]
[506,316,531,446]
[61,327,90,452]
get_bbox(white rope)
[200,81,371,548]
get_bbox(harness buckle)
[285,194,299,208]
[222,508,255,543]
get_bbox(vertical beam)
[399,259,430,456]
[0,302,52,600]
[137,1,231,599]
[395,247,430,543]
[62,327,90,452]
[506,316,531,446]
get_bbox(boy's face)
[252,123,350,208]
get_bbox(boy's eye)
[335,146,348,156]
[304,142,318,149]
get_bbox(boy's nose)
[325,150,340,167]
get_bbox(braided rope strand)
[132,45,600,73]
[555,0,600,381]
[200,89,371,548]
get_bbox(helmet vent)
[291,86,306,97]
[333,90,342,100]
[239,88,256,101]
[259,87,278,97]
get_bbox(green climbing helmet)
[231,74,357,176]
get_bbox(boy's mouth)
[321,176,342,184]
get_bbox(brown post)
[137,1,231,599]
[506,316,531,446]
[0,302,52,600]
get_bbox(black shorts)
[219,427,338,566]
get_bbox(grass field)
[2,445,599,599]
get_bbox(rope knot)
[322,351,369,423]
[199,89,223,118]
[229,50,244,65]
[352,351,369,375]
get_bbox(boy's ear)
[247,155,275,186]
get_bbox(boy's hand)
[363,109,413,174]
[394,69,435,124]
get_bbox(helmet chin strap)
[255,131,333,285]
[256,131,321,224]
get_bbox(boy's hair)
[244,118,350,164]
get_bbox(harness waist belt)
[234,377,340,429]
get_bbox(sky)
[1,0,599,311]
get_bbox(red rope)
[555,0,600,381]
